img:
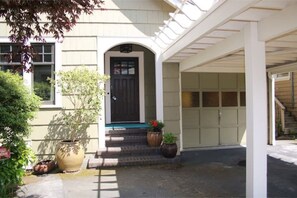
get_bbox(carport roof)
[158,0,297,73]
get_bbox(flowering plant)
[0,146,11,159]
[148,120,164,132]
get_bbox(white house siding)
[0,0,174,158]
[182,73,246,149]
[163,63,181,153]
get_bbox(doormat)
[105,123,148,129]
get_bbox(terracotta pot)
[160,143,177,158]
[147,131,162,147]
[55,140,84,172]
[33,160,56,174]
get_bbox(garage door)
[182,73,246,148]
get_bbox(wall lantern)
[120,44,132,53]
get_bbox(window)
[182,92,199,107]
[31,44,55,104]
[221,92,238,107]
[202,92,219,107]
[0,40,60,107]
[275,72,291,81]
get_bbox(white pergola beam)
[258,3,297,41]
[244,22,267,198]
[180,31,244,71]
[162,0,260,61]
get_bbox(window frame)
[0,37,62,108]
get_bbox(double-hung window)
[0,39,61,107]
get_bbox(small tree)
[0,71,40,196]
[50,68,109,142]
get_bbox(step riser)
[98,150,161,158]
[106,129,147,136]
[106,141,147,147]
[88,157,180,168]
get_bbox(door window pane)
[222,92,238,107]
[182,92,199,107]
[202,92,219,107]
[128,67,135,75]
[121,68,128,75]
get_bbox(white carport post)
[268,73,276,146]
[155,54,164,121]
[244,22,267,198]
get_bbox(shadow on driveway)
[20,147,297,198]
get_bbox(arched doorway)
[105,44,156,124]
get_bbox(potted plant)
[160,133,177,158]
[50,67,108,172]
[147,120,164,147]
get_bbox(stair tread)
[88,155,180,168]
[98,145,159,152]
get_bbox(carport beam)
[244,22,267,198]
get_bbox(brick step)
[96,145,160,158]
[88,155,181,168]
[105,135,147,147]
[106,128,147,137]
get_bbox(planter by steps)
[147,131,162,147]
[160,143,177,158]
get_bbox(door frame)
[105,51,145,124]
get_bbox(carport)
[156,0,297,197]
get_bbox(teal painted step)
[105,123,149,130]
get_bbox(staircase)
[284,111,297,134]
[88,128,180,168]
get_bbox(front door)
[110,57,139,122]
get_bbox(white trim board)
[105,51,145,124]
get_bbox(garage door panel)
[200,128,219,146]
[183,129,199,148]
[221,109,238,126]
[238,127,246,145]
[201,109,219,127]
[182,109,199,129]
[238,109,246,125]
[220,128,238,145]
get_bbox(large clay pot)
[147,131,162,147]
[55,140,84,172]
[160,143,177,158]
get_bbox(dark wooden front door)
[110,57,139,122]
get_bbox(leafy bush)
[162,133,177,144]
[0,71,40,197]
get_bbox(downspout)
[291,72,295,108]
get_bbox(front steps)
[284,111,297,134]
[88,128,180,168]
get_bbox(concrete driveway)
[18,143,297,198]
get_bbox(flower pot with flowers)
[147,120,164,147]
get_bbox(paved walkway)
[17,141,297,198]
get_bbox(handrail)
[275,97,285,110]
[275,97,286,132]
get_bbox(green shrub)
[162,133,177,144]
[0,71,40,197]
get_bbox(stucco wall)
[163,63,181,153]
[0,0,173,158]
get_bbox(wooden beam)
[162,0,261,61]
[258,3,297,41]
[180,31,244,71]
